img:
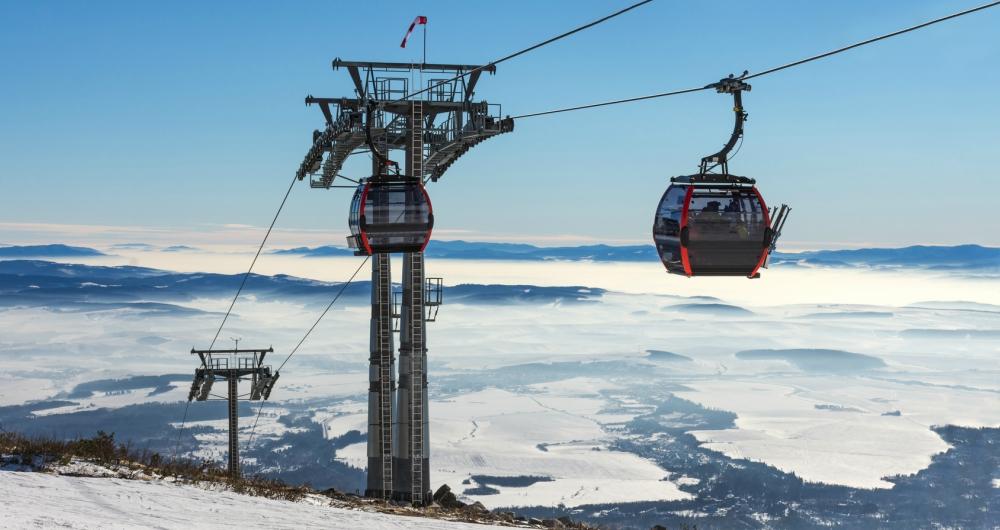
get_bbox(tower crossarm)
[296,99,368,187]
[297,98,514,187]
[298,58,512,187]
[424,115,514,182]
[187,347,276,402]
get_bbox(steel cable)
[387,0,655,104]
[513,0,1000,119]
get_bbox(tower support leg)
[366,253,395,498]
[227,376,240,479]
[393,251,430,505]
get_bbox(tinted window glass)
[685,187,767,275]
[687,189,766,242]
[653,184,687,273]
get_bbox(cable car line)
[171,402,192,459]
[385,0,654,105]
[244,400,267,454]
[244,255,371,452]
[742,0,1000,81]
[512,85,709,119]
[276,255,371,374]
[207,172,299,351]
[512,0,1000,119]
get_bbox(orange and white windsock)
[400,16,427,48]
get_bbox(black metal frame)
[392,277,443,331]
[671,73,755,187]
[699,72,751,176]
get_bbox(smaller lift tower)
[187,347,279,479]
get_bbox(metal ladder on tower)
[409,101,425,505]
[227,376,240,479]
[377,258,393,498]
[409,253,424,504]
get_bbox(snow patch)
[0,468,508,529]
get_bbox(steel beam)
[333,59,495,74]
[306,96,469,114]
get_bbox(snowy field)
[422,387,680,507]
[320,385,685,507]
[0,470,505,530]
[677,380,951,489]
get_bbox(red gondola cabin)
[653,179,771,278]
[348,179,433,255]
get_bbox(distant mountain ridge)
[0,260,603,312]
[273,240,657,261]
[272,246,355,257]
[770,244,1000,270]
[273,241,998,270]
[0,244,105,258]
[3,242,997,270]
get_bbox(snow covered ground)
[0,469,507,530]
[33,384,190,416]
[330,386,684,508]
[675,380,952,488]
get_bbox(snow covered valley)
[0,252,998,528]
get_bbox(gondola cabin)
[653,177,771,278]
[348,179,433,255]
[652,75,790,278]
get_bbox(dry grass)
[0,430,309,502]
[1,431,615,528]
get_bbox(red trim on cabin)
[419,183,434,252]
[679,186,694,277]
[748,186,770,278]
[358,182,373,255]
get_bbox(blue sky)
[1,0,998,248]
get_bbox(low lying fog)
[2,248,998,495]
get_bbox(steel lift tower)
[187,347,279,479]
[296,59,513,505]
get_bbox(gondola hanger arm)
[700,72,751,175]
